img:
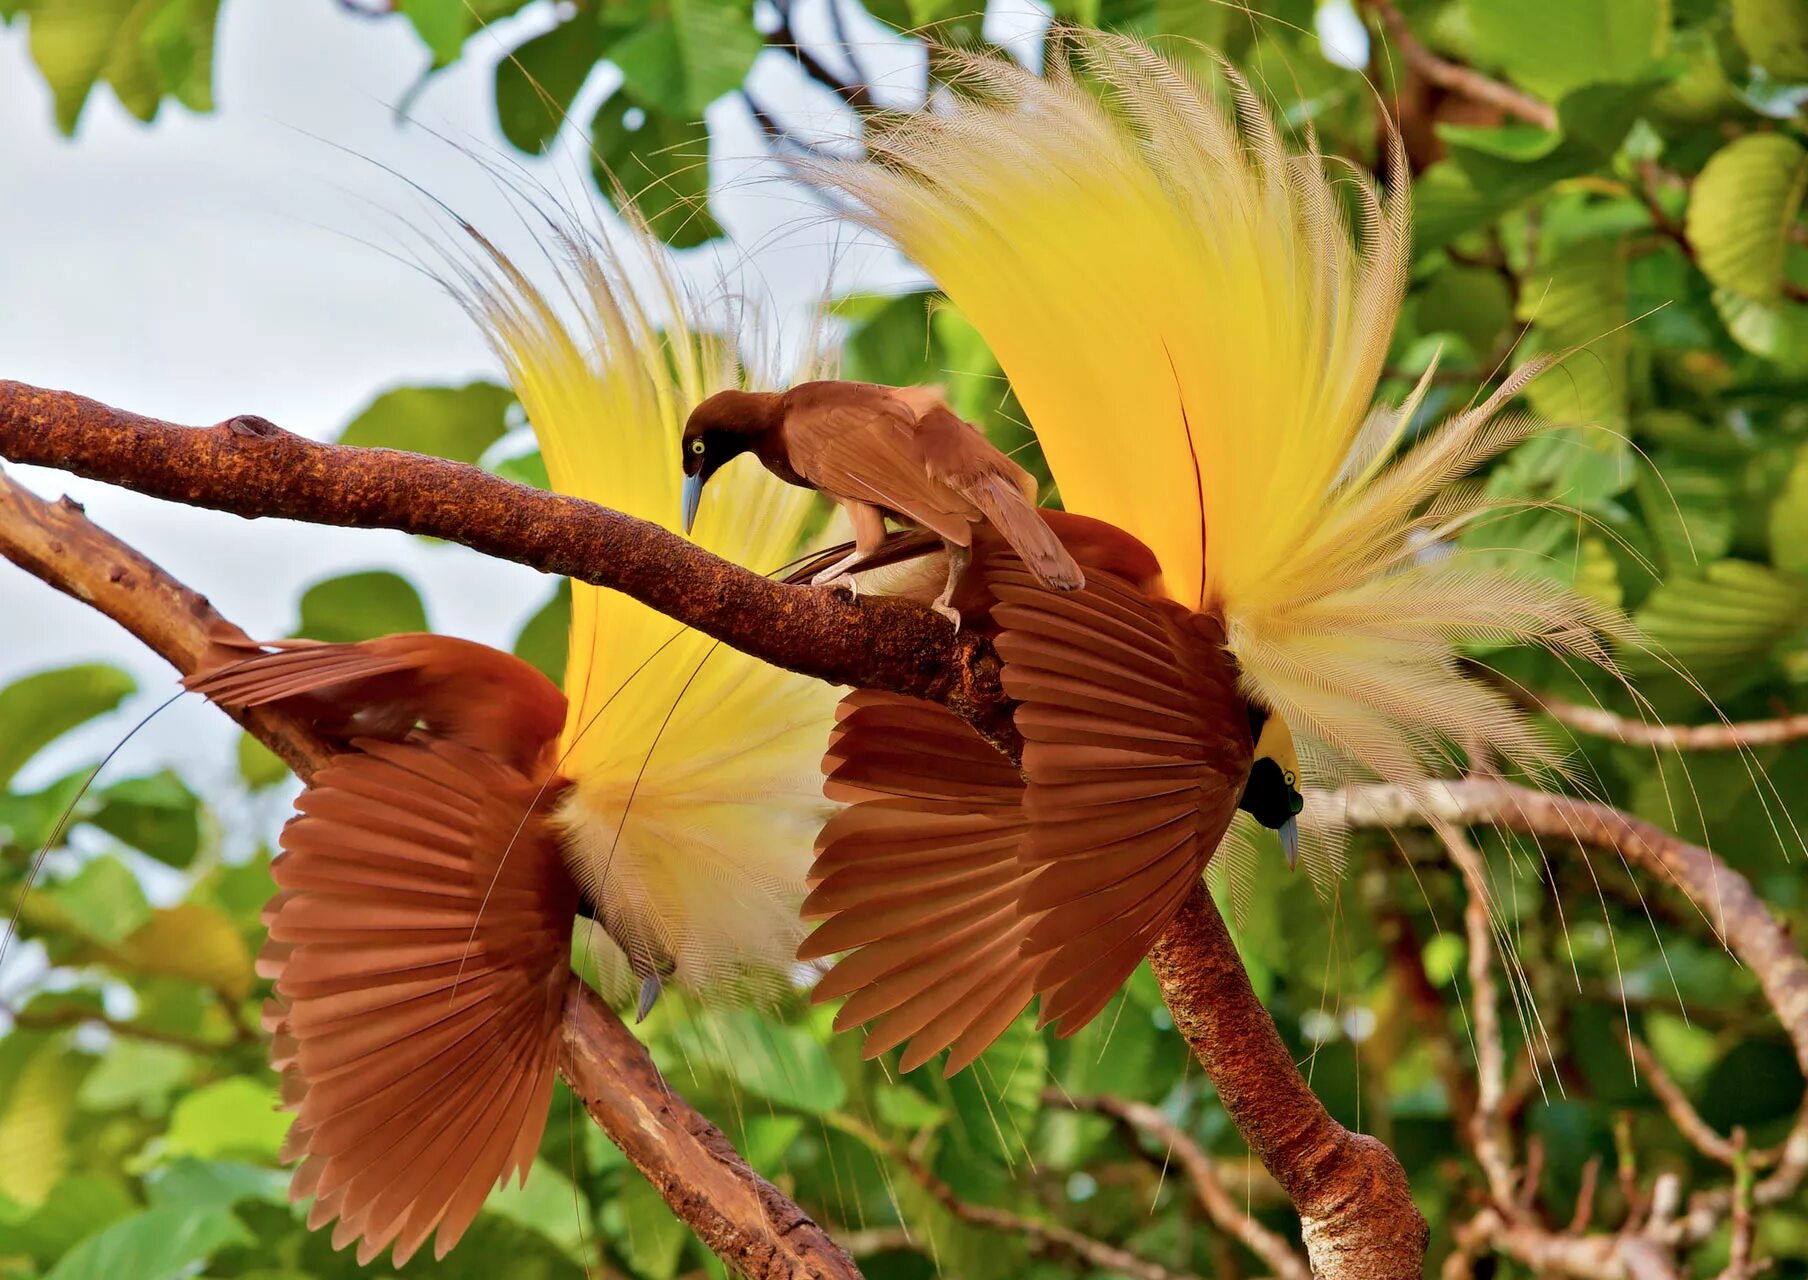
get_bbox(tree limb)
[0,463,860,1280]
[1362,0,1557,130]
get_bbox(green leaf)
[48,855,151,944]
[0,1041,82,1209]
[399,0,471,66]
[235,732,289,790]
[77,1040,196,1116]
[294,570,429,643]
[25,0,136,132]
[42,1206,251,1280]
[480,1160,586,1263]
[144,1159,290,1211]
[495,16,604,154]
[493,448,550,490]
[90,770,199,867]
[514,581,570,683]
[669,1009,846,1114]
[1709,286,1808,369]
[1632,460,1736,577]
[592,96,720,248]
[1417,264,1514,357]
[1519,239,1630,432]
[138,0,218,113]
[1733,0,1808,80]
[0,663,135,788]
[943,1009,1047,1169]
[337,381,515,465]
[607,0,760,117]
[1687,134,1808,304]
[1630,559,1808,681]
[1466,0,1670,101]
[0,1174,134,1266]
[613,1175,689,1280]
[1771,442,1808,577]
[164,1079,291,1162]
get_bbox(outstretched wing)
[801,690,1038,1074]
[991,565,1249,1036]
[266,738,577,1266]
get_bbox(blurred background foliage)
[3,0,1808,1276]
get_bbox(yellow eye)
[1282,770,1297,788]
[690,439,706,455]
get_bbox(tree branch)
[1362,0,1557,130]
[1526,690,1808,750]
[0,463,860,1280]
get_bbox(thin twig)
[2,999,235,1055]
[1363,0,1557,130]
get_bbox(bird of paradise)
[785,30,1635,1072]
[189,196,841,1264]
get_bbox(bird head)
[1240,708,1304,868]
[681,390,776,533]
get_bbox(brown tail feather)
[185,632,565,775]
[803,690,1040,1075]
[264,737,577,1266]
[988,561,1250,1038]
[962,473,1084,592]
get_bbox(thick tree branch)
[0,464,859,1280]
[1529,691,1808,750]
[0,382,1016,753]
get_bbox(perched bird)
[681,379,1083,625]
[788,31,1628,1071]
[184,199,842,1265]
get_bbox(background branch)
[0,462,861,1280]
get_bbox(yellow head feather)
[809,31,1630,822]
[443,203,840,996]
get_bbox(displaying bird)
[787,31,1628,1071]
[681,379,1084,626]
[183,198,843,1265]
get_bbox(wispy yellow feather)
[809,31,1630,838]
[440,202,840,994]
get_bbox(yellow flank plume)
[811,30,1630,805]
[444,203,840,995]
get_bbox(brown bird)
[681,380,1084,625]
[792,524,1304,1073]
[186,631,577,1265]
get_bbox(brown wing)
[801,690,1039,1075]
[265,738,578,1266]
[779,381,979,545]
[990,565,1249,1038]
[186,632,565,776]
[913,402,1084,591]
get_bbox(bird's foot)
[932,602,962,630]
[817,573,859,601]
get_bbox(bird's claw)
[635,973,662,1023]
[816,573,859,601]
[933,603,962,630]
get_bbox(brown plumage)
[187,634,577,1265]
[681,380,1083,625]
[797,525,1274,1074]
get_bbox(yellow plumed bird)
[185,191,843,1263]
[787,30,1638,1069]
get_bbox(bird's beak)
[681,472,703,534]
[1279,817,1300,871]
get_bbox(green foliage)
[336,382,516,466]
[0,664,134,790]
[12,0,217,132]
[294,570,429,643]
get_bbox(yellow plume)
[442,201,840,995]
[808,31,1630,817]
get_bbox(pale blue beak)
[682,473,703,534]
[1279,817,1300,871]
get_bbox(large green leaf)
[495,15,605,153]
[77,1040,197,1116]
[0,1040,83,1209]
[21,0,217,132]
[1519,239,1631,432]
[42,1205,251,1280]
[0,1174,134,1266]
[608,0,760,117]
[481,1160,587,1263]
[1466,0,1670,101]
[1771,442,1808,577]
[0,663,135,788]
[1709,286,1808,370]
[1630,559,1808,681]
[1733,0,1808,79]
[294,570,429,643]
[669,1009,846,1114]
[592,96,720,247]
[46,854,151,944]
[337,381,515,465]
[89,770,199,868]
[164,1078,290,1162]
[25,0,136,132]
[1687,133,1808,303]
[118,901,256,999]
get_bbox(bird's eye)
[690,439,706,455]
[1282,770,1296,788]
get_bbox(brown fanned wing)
[800,690,1038,1075]
[990,564,1250,1038]
[264,738,578,1266]
[186,631,565,775]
